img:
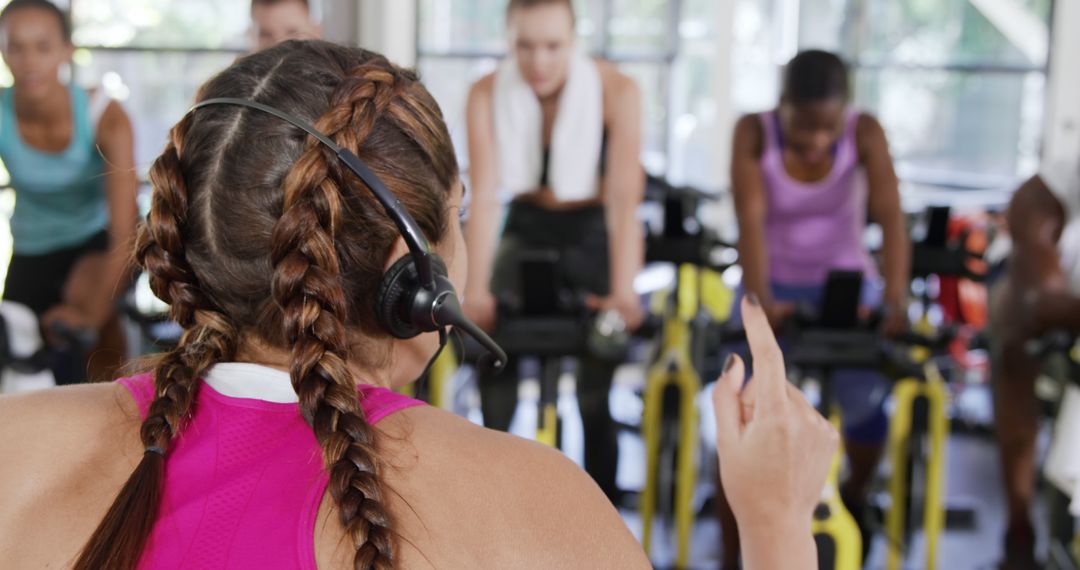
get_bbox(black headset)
[189,97,506,369]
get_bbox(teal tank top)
[0,85,109,256]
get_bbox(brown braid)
[267,64,411,569]
[75,41,458,570]
[75,119,239,570]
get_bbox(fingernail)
[746,293,760,307]
[723,354,736,373]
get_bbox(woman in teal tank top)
[0,0,137,383]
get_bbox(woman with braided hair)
[0,40,836,569]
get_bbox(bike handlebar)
[1025,330,1078,360]
[48,321,99,351]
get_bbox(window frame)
[822,0,1054,188]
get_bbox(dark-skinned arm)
[731,115,787,324]
[858,114,910,331]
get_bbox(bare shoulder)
[99,99,132,129]
[1010,174,1065,235]
[595,59,630,86]
[855,111,884,132]
[733,113,765,156]
[0,383,143,566]
[96,99,133,143]
[0,383,140,453]
[595,61,640,133]
[734,113,764,138]
[469,72,496,101]
[855,112,887,147]
[377,406,650,568]
[0,383,142,488]
[596,60,639,99]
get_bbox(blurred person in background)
[462,0,646,505]
[0,0,137,383]
[251,0,321,52]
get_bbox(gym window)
[735,0,1053,189]
[419,0,1053,193]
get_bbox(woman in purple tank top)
[721,50,911,565]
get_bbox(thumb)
[713,354,746,455]
[584,294,603,311]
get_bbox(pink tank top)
[759,109,877,286]
[116,364,425,569]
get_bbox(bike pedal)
[945,501,979,531]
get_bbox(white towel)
[493,50,604,203]
[1046,383,1080,515]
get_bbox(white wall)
[357,0,418,68]
[321,0,359,46]
[1043,0,1080,162]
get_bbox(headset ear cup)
[375,256,422,339]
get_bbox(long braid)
[269,63,408,569]
[74,118,238,570]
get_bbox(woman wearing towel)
[463,0,645,502]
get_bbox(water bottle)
[588,309,630,360]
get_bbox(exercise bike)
[714,270,953,570]
[784,279,952,570]
[119,271,182,353]
[638,176,736,569]
[1029,330,1080,570]
[0,301,99,393]
[489,250,629,451]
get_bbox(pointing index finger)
[741,294,788,412]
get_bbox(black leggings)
[3,231,109,384]
[479,201,621,502]
[4,230,109,317]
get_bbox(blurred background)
[1,2,1076,567]
[1,0,1070,200]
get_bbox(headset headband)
[189,97,437,289]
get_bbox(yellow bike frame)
[536,401,559,448]
[425,345,458,410]
[885,363,949,570]
[641,264,704,568]
[813,413,863,570]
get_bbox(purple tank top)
[759,109,877,285]
[116,368,425,569]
